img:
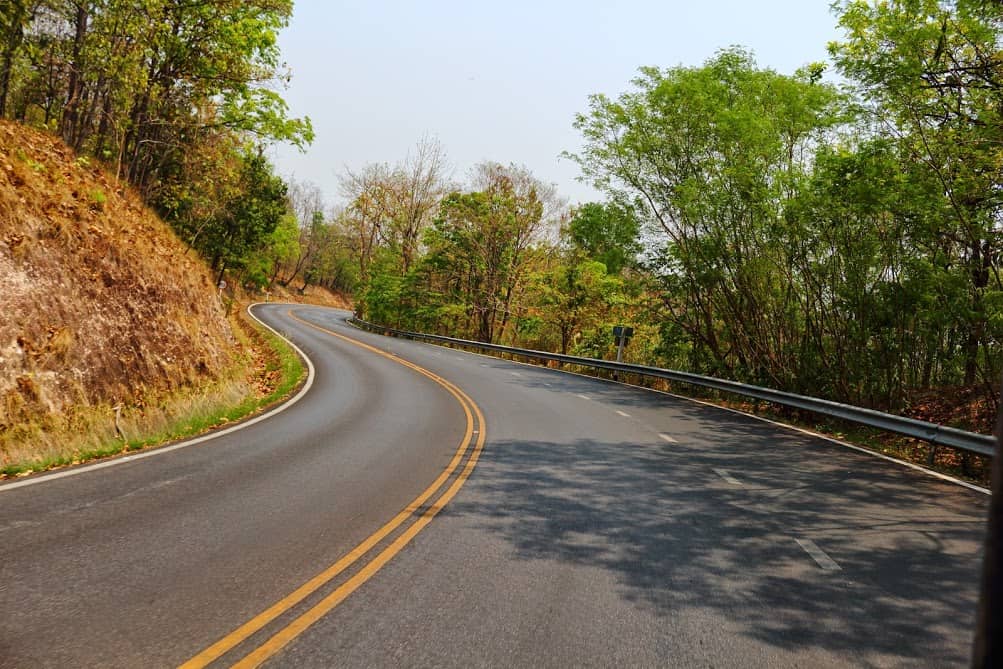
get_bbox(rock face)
[0,120,233,433]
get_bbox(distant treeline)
[4,1,1002,420]
[338,1,1003,420]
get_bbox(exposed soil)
[0,121,234,450]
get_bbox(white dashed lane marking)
[713,468,742,486]
[796,538,841,572]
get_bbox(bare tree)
[339,161,395,284]
[338,136,451,280]
[470,162,567,341]
[280,178,325,287]
[392,135,450,273]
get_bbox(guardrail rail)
[349,317,997,459]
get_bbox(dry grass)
[1,305,305,477]
[1,377,251,474]
[0,120,237,470]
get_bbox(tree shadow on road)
[443,400,988,666]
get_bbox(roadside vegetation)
[1,306,305,477]
[336,1,1002,479]
[1,1,1000,478]
[0,2,318,474]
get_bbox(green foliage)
[566,202,641,274]
[529,257,624,354]
[783,138,965,404]
[242,213,299,289]
[221,88,314,150]
[830,0,1003,388]
[88,188,106,209]
[361,264,405,327]
[561,29,1002,412]
[362,163,555,342]
[301,213,360,294]
[164,148,287,278]
[422,188,516,341]
[75,0,992,426]
[0,0,310,199]
[570,48,846,387]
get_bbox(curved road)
[0,305,990,667]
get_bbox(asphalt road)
[0,304,991,668]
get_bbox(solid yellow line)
[232,388,487,669]
[178,311,480,669]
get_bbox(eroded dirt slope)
[0,121,233,436]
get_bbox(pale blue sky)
[270,1,845,208]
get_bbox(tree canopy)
[6,0,1001,434]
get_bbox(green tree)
[307,220,359,294]
[241,212,300,289]
[569,48,844,385]
[784,138,958,406]
[1,0,312,198]
[0,0,38,117]
[407,166,552,342]
[421,188,522,342]
[830,0,1003,389]
[279,180,325,288]
[530,256,623,354]
[565,201,641,275]
[184,149,288,283]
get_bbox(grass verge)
[0,305,306,479]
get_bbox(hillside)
[0,121,234,453]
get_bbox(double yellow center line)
[179,310,487,668]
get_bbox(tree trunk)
[560,324,571,355]
[0,1,29,118]
[61,3,88,150]
[477,308,492,343]
[965,242,990,385]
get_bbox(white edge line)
[616,410,631,418]
[342,323,990,496]
[658,433,677,444]
[0,303,316,493]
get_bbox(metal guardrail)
[349,317,997,459]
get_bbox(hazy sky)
[269,1,846,209]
